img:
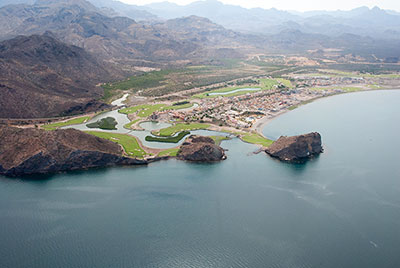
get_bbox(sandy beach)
[252,109,289,135]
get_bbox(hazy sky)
[120,0,400,12]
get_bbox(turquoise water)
[1,90,400,267]
[208,87,260,96]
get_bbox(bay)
[1,90,400,268]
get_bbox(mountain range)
[86,0,400,39]
[0,0,399,118]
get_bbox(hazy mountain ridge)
[0,0,261,63]
[135,0,400,39]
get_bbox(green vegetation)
[155,123,210,137]
[119,104,166,117]
[119,102,194,117]
[137,104,166,117]
[276,78,293,88]
[260,78,279,90]
[101,63,258,99]
[158,148,180,157]
[103,70,172,92]
[163,102,194,110]
[42,116,91,130]
[241,133,274,147]
[193,86,262,99]
[210,135,230,145]
[145,131,190,143]
[86,117,117,130]
[124,119,141,129]
[85,131,146,158]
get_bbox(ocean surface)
[1,90,400,268]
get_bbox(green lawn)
[155,123,210,136]
[193,86,263,99]
[241,133,274,147]
[209,135,230,145]
[163,102,194,110]
[158,148,180,157]
[145,131,190,143]
[276,78,293,88]
[119,104,166,117]
[85,131,146,158]
[124,119,141,129]
[119,102,194,118]
[260,78,279,90]
[42,116,91,130]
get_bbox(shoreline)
[251,88,400,138]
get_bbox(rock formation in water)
[177,135,226,162]
[265,132,323,162]
[0,126,146,176]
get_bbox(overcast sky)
[120,0,400,12]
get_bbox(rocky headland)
[0,126,146,177]
[177,135,226,162]
[265,132,323,162]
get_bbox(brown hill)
[0,33,116,118]
[0,125,146,176]
[177,135,226,162]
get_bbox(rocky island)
[177,135,227,162]
[0,126,146,177]
[265,132,323,162]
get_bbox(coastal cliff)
[265,132,323,162]
[0,126,146,176]
[177,135,226,162]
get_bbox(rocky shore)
[0,126,146,176]
[177,135,226,162]
[265,132,323,162]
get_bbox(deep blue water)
[1,90,400,268]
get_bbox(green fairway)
[241,133,274,147]
[155,123,210,136]
[85,131,146,158]
[42,116,91,131]
[209,135,230,145]
[145,131,190,143]
[163,102,194,110]
[119,104,166,117]
[276,78,293,88]
[124,119,141,129]
[193,86,262,99]
[158,148,180,157]
[260,78,279,90]
[119,102,194,118]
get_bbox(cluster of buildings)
[151,87,337,129]
[291,74,366,87]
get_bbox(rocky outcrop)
[177,135,226,162]
[0,126,146,176]
[265,132,323,162]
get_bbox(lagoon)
[208,87,261,96]
[1,90,400,267]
